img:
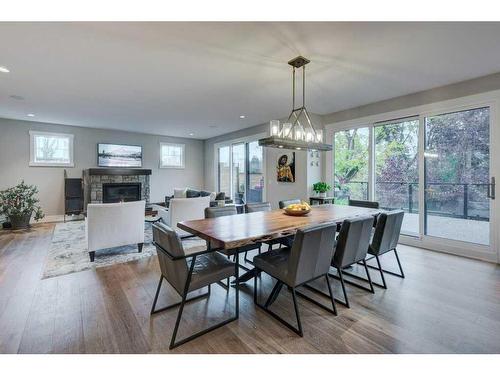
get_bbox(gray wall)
[203,114,324,208]
[0,118,204,216]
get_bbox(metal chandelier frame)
[258,56,332,152]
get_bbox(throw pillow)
[215,192,226,201]
[186,189,201,198]
[173,188,187,198]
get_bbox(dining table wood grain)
[177,204,381,250]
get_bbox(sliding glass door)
[218,146,231,197]
[247,141,264,203]
[332,103,496,256]
[424,107,491,245]
[217,139,264,204]
[374,117,419,236]
[333,127,370,203]
[232,143,246,204]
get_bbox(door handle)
[487,177,495,199]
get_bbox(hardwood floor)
[0,223,499,354]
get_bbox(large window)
[375,117,419,236]
[160,143,185,168]
[218,146,231,197]
[247,141,264,203]
[424,107,490,245]
[332,105,493,248]
[216,139,264,204]
[333,127,369,203]
[29,131,74,167]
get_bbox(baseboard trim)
[399,235,498,264]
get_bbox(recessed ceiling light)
[27,113,35,117]
[189,133,194,136]
[239,115,245,119]
[0,66,10,73]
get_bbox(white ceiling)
[1,22,500,139]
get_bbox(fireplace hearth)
[102,183,141,203]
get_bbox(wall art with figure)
[277,152,295,183]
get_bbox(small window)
[29,131,74,167]
[160,142,185,168]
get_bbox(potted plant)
[313,182,332,198]
[0,181,44,230]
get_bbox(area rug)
[42,221,205,279]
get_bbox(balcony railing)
[335,181,489,221]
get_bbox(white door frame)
[325,90,500,263]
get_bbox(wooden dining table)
[177,204,382,283]
[179,204,380,249]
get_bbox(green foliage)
[313,182,331,193]
[0,181,44,221]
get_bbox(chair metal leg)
[362,259,375,293]
[291,289,303,337]
[264,281,283,308]
[234,253,240,319]
[365,249,405,279]
[325,274,337,315]
[394,249,405,278]
[374,255,387,289]
[150,276,164,314]
[339,260,376,294]
[254,276,303,336]
[164,255,238,350]
[295,275,337,316]
[337,269,350,308]
[253,269,258,304]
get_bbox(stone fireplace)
[83,168,152,209]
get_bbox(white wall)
[0,118,205,216]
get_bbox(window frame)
[159,142,185,169]
[29,130,75,167]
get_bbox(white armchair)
[156,196,210,237]
[85,200,145,262]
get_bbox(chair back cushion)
[245,202,271,213]
[333,216,374,268]
[86,200,145,252]
[371,210,404,255]
[348,199,379,209]
[287,223,337,286]
[152,222,188,294]
[168,196,211,235]
[278,199,301,209]
[204,206,237,218]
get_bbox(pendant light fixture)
[258,56,332,152]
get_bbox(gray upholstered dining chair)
[150,222,239,349]
[348,199,380,209]
[245,201,272,212]
[306,217,374,308]
[243,201,286,254]
[278,199,301,209]
[252,223,338,336]
[366,210,405,288]
[329,216,375,307]
[204,206,262,279]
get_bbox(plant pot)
[9,212,32,230]
[318,192,327,198]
